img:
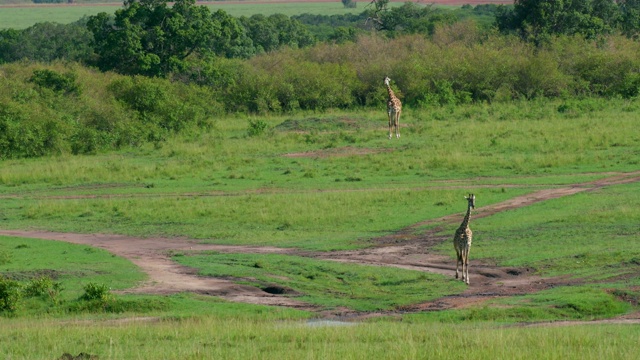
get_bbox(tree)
[341,0,357,9]
[496,0,619,44]
[239,14,315,53]
[210,10,256,59]
[87,0,222,76]
[618,0,640,38]
[0,21,93,64]
[365,1,456,36]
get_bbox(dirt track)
[1,170,640,321]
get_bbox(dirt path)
[1,171,639,320]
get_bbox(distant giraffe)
[453,194,475,285]
[384,76,402,139]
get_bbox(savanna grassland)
[1,97,640,359]
[1,1,640,359]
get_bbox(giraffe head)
[465,194,475,209]
[384,76,391,86]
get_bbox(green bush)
[0,250,10,265]
[0,102,67,159]
[0,276,22,314]
[23,276,63,303]
[247,119,269,137]
[108,76,216,133]
[30,69,81,96]
[79,282,112,302]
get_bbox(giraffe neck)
[386,84,396,101]
[460,205,472,229]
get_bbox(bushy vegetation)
[0,62,221,159]
[3,27,640,160]
[0,2,639,160]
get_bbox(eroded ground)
[1,171,640,322]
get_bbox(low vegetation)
[175,252,466,311]
[1,96,638,358]
[2,316,640,359]
[1,1,639,358]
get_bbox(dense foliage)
[0,21,94,63]
[87,0,223,76]
[496,0,640,42]
[2,1,640,159]
[0,62,221,158]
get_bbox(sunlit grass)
[175,252,466,311]
[0,235,143,297]
[0,2,372,30]
[439,181,640,279]
[1,98,640,357]
[1,317,638,359]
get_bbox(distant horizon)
[0,0,515,7]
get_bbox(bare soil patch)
[1,170,639,322]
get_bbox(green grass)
[0,2,372,30]
[0,235,311,318]
[174,252,466,311]
[442,181,640,280]
[1,99,640,357]
[0,186,531,250]
[1,318,639,359]
[1,99,639,251]
[409,285,633,324]
[0,235,143,296]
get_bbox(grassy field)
[1,98,639,358]
[0,2,374,29]
[2,317,639,359]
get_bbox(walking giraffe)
[453,194,475,285]
[384,76,402,139]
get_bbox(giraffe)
[453,194,475,285]
[384,76,402,139]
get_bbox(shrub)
[247,119,269,137]
[0,276,22,314]
[0,102,67,159]
[30,69,81,96]
[108,76,216,133]
[79,282,112,302]
[23,276,63,303]
[0,250,10,265]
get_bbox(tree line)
[3,0,640,76]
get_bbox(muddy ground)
[1,171,640,323]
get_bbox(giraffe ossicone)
[453,194,475,285]
[384,76,402,139]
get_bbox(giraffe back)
[454,226,472,253]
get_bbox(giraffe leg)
[395,113,401,138]
[455,253,461,279]
[388,115,393,139]
[459,249,466,283]
[466,244,471,285]
[463,251,470,285]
